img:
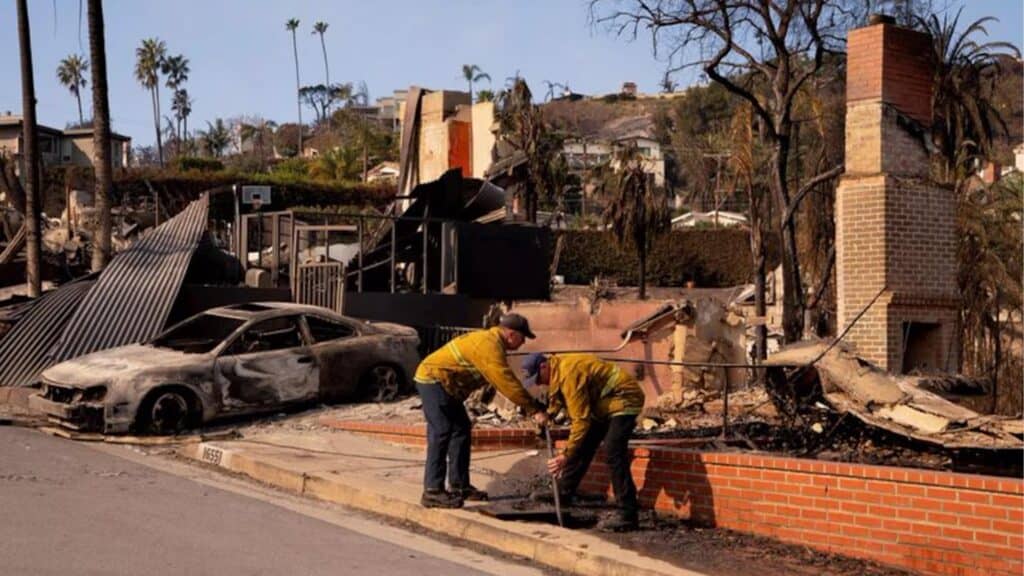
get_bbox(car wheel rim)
[369,366,399,402]
[151,393,189,434]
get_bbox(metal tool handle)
[544,426,565,528]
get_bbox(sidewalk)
[179,426,701,576]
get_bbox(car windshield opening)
[151,314,244,353]
[224,316,304,355]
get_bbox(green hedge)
[556,229,774,288]
[112,169,396,218]
[174,156,225,172]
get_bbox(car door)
[213,315,320,412]
[303,314,370,401]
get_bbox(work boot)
[597,512,639,532]
[453,485,489,501]
[421,489,463,509]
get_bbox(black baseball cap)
[499,313,536,339]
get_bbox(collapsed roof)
[765,341,1023,451]
[0,194,210,387]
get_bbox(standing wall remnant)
[836,16,959,373]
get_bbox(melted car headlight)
[81,386,108,402]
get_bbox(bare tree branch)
[784,163,844,227]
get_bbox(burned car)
[30,302,420,434]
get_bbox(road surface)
[0,427,545,576]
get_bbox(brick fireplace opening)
[902,321,945,373]
[835,15,959,373]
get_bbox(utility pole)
[17,0,42,297]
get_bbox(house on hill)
[0,115,131,174]
[561,114,666,186]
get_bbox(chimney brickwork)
[836,20,959,372]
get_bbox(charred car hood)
[42,344,204,389]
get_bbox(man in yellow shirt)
[414,313,548,509]
[525,352,645,531]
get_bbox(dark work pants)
[416,382,472,492]
[559,415,639,518]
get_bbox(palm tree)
[286,18,303,153]
[920,9,1020,185]
[15,0,41,297]
[312,22,330,84]
[201,119,231,158]
[240,119,276,168]
[56,54,89,124]
[171,88,192,152]
[162,54,189,143]
[462,64,490,101]
[476,89,495,103]
[958,177,1023,412]
[309,146,361,182]
[135,38,167,166]
[602,144,669,299]
[87,0,112,271]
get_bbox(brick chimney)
[844,16,933,177]
[835,16,959,373]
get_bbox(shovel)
[544,425,565,527]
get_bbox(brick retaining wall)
[578,444,1024,576]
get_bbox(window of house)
[38,136,54,154]
[305,316,355,343]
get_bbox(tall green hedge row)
[556,229,776,288]
[113,169,396,210]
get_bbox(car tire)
[360,365,402,403]
[137,388,197,435]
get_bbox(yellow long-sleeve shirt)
[414,327,540,412]
[545,354,645,458]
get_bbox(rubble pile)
[630,342,1022,477]
[465,385,537,427]
[639,388,778,435]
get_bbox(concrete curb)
[180,442,698,576]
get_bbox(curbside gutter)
[180,441,699,576]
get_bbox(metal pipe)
[357,216,364,293]
[544,426,565,528]
[421,215,429,295]
[270,213,280,286]
[390,224,396,293]
[452,224,459,293]
[721,368,730,440]
[440,221,447,291]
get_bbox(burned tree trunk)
[89,0,113,271]
[16,0,41,298]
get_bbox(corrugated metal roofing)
[0,279,95,387]
[50,193,209,362]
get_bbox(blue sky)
[1,0,1021,147]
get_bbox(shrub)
[270,157,311,179]
[556,229,778,288]
[112,168,396,220]
[174,156,224,173]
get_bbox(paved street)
[0,427,542,576]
